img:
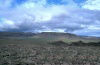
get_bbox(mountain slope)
[32,32,100,43]
[0,32,100,44]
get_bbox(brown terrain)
[0,32,100,65]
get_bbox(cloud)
[0,0,12,9]
[82,0,100,10]
[0,0,100,37]
[73,27,100,37]
[0,18,17,31]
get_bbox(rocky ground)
[0,44,100,65]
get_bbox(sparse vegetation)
[0,32,100,65]
[0,43,100,65]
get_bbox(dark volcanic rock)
[49,41,68,46]
[71,41,100,46]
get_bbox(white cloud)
[62,0,78,8]
[0,18,18,31]
[82,0,100,10]
[88,25,100,30]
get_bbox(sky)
[0,0,100,37]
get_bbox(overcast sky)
[0,0,100,37]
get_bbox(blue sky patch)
[74,0,86,3]
[11,0,27,8]
[47,0,67,5]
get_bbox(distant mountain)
[0,32,35,37]
[34,32,79,38]
[35,32,100,40]
[0,32,100,43]
[0,32,77,37]
[38,32,77,37]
